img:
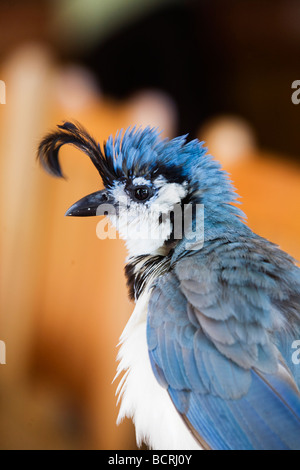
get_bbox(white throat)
[108,179,188,257]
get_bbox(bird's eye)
[134,186,151,201]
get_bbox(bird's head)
[38,122,243,256]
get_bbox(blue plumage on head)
[37,121,245,221]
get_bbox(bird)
[38,121,300,450]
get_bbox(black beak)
[65,189,112,217]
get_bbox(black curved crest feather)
[37,121,116,187]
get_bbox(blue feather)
[147,239,300,449]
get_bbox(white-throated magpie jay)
[38,122,300,450]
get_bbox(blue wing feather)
[147,238,300,450]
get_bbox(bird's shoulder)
[146,234,300,450]
[147,234,300,389]
[168,234,300,329]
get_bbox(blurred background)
[0,0,300,450]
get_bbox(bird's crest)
[38,121,243,216]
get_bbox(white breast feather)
[115,288,201,450]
